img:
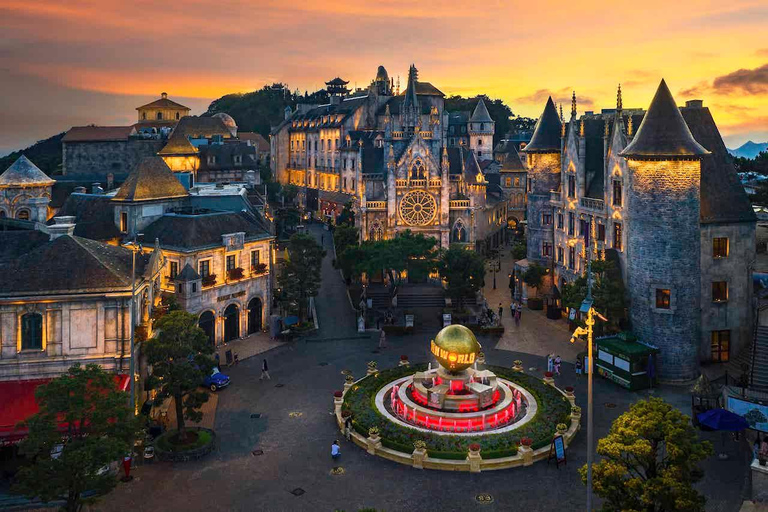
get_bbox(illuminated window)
[711,330,730,362]
[568,213,575,236]
[514,177,521,187]
[557,246,564,263]
[120,212,128,233]
[568,175,575,198]
[613,222,622,251]
[712,281,728,302]
[505,177,512,187]
[542,213,552,226]
[713,237,729,258]
[16,210,29,220]
[21,313,43,351]
[568,247,575,270]
[169,261,179,279]
[250,250,260,269]
[542,242,552,257]
[655,289,670,309]
[612,180,622,206]
[199,260,211,278]
[226,255,236,272]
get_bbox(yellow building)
[136,92,190,123]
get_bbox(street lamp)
[489,256,500,290]
[125,234,144,414]
[569,259,607,512]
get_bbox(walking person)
[331,440,341,461]
[378,329,387,349]
[516,302,523,322]
[554,355,562,376]
[575,357,583,376]
[260,358,271,380]
[498,303,504,320]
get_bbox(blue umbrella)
[697,408,749,432]
[283,316,299,327]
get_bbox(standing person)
[516,302,523,321]
[575,357,583,375]
[260,358,271,380]
[331,440,341,461]
[378,329,387,349]
[344,415,352,441]
[554,355,562,376]
[547,354,554,374]
[498,303,504,320]
[214,352,221,371]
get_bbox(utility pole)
[127,234,143,415]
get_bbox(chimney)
[245,170,257,188]
[92,183,104,194]
[685,99,703,109]
[48,216,76,240]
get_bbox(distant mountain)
[729,141,768,159]
[0,132,64,176]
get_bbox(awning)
[0,374,129,444]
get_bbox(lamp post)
[126,234,143,414]
[569,259,606,511]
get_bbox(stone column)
[467,448,482,473]
[366,433,382,455]
[519,445,534,466]
[412,447,427,469]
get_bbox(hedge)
[342,364,570,459]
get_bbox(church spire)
[571,91,577,119]
[402,64,421,129]
[616,83,623,114]
[559,104,564,123]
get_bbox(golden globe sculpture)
[430,324,482,372]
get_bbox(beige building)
[136,92,190,123]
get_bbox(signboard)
[727,396,768,433]
[430,339,476,366]
[443,314,452,327]
[405,315,414,328]
[548,435,566,468]
[568,308,576,321]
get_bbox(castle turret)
[468,98,494,160]
[620,79,709,381]
[522,97,562,265]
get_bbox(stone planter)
[543,375,555,386]
[344,375,355,393]
[366,361,378,376]
[333,391,343,414]
[571,410,582,422]
[512,360,524,373]
[519,444,533,466]
[412,447,427,469]
[366,434,382,455]
[467,445,482,473]
[154,428,216,462]
[399,357,410,367]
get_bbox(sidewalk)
[482,246,581,362]
[215,331,283,365]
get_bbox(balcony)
[550,190,561,204]
[202,274,217,288]
[367,201,386,210]
[450,200,470,209]
[579,197,605,212]
[395,179,441,188]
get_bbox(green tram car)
[593,333,659,391]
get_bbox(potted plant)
[520,437,533,447]
[202,274,217,287]
[413,440,427,451]
[333,390,343,399]
[252,262,268,275]
[556,423,568,435]
[513,360,524,372]
[468,443,481,454]
[368,426,380,437]
[344,374,355,384]
[227,267,245,281]
[564,386,575,398]
[341,410,352,419]
[399,355,410,367]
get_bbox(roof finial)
[559,104,564,123]
[571,91,577,118]
[617,83,623,113]
[604,118,610,137]
[627,115,633,137]
[579,118,585,137]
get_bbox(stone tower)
[522,97,562,266]
[620,79,709,381]
[468,99,494,160]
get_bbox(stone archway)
[248,297,262,334]
[223,304,240,342]
[199,311,216,346]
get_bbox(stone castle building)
[271,64,507,251]
[0,156,55,222]
[522,80,756,381]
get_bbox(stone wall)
[525,152,560,265]
[626,158,701,381]
[63,139,165,178]
[700,221,755,362]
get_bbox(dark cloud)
[712,63,768,94]
[514,87,595,112]
[679,81,711,97]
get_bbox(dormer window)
[208,155,216,165]
[234,155,242,165]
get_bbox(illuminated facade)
[524,80,756,380]
[0,156,54,222]
[271,64,506,250]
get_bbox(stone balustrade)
[450,200,470,209]
[579,197,605,211]
[366,201,386,210]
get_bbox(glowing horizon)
[1,0,767,155]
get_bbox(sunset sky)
[1,0,768,155]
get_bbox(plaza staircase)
[366,286,391,310]
[396,284,446,308]
[729,325,768,391]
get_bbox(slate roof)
[447,147,469,175]
[197,142,257,170]
[169,116,232,140]
[0,230,49,263]
[112,157,188,202]
[49,193,121,241]
[621,80,709,159]
[141,210,271,252]
[470,99,493,123]
[494,141,526,172]
[0,156,55,187]
[158,132,198,155]
[136,96,190,111]
[238,132,270,151]
[344,131,385,174]
[414,81,444,97]
[176,263,201,282]
[0,235,148,297]
[62,126,137,142]
[523,97,562,153]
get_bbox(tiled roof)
[621,80,709,159]
[0,235,148,296]
[158,132,198,155]
[49,193,121,241]
[112,157,188,202]
[414,81,444,97]
[470,99,493,123]
[0,156,55,186]
[62,126,136,142]
[0,230,49,263]
[523,97,562,153]
[169,116,232,140]
[238,132,270,151]
[495,141,526,172]
[136,97,190,111]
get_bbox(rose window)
[399,190,437,226]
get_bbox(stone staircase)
[396,285,446,308]
[366,287,391,310]
[728,325,768,390]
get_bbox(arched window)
[478,139,483,146]
[452,220,467,242]
[175,112,180,120]
[0,210,6,218]
[410,160,425,179]
[21,313,43,350]
[369,222,383,241]
[156,112,163,120]
[16,209,30,220]
[142,112,147,120]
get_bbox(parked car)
[204,368,230,391]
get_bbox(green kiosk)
[594,332,659,391]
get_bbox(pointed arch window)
[452,220,467,243]
[410,160,425,179]
[369,222,383,241]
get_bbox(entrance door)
[224,304,240,342]
[248,298,262,334]
[199,311,215,346]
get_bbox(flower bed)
[342,364,571,459]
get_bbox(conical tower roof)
[621,79,709,159]
[470,98,493,123]
[0,155,54,186]
[112,156,188,202]
[522,97,562,153]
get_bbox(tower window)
[712,281,728,302]
[478,139,483,147]
[514,177,521,187]
[21,313,43,351]
[613,222,622,251]
[505,177,512,187]
[713,237,729,258]
[655,289,671,309]
[612,180,622,207]
[711,330,730,362]
[542,213,552,226]
[120,212,128,233]
[568,175,576,198]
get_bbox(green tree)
[277,233,325,321]
[275,207,301,239]
[561,259,626,325]
[355,230,437,295]
[522,263,547,298]
[511,238,527,260]
[333,224,361,280]
[282,183,299,204]
[582,397,713,512]
[144,311,214,441]
[14,364,140,512]
[438,246,486,310]
[337,201,355,227]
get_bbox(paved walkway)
[215,331,283,365]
